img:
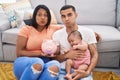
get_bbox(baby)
[64,30,91,80]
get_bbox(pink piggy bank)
[41,39,57,56]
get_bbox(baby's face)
[68,35,81,47]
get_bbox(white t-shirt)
[52,25,97,69]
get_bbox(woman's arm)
[16,35,44,57]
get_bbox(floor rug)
[0,62,120,80]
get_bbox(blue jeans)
[58,69,93,80]
[14,57,60,80]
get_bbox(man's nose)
[65,16,69,20]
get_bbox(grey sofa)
[0,0,120,68]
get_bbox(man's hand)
[95,32,102,42]
[65,49,85,60]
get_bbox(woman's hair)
[31,4,51,29]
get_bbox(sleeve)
[18,25,30,38]
[80,28,97,44]
[87,29,97,44]
[52,31,60,46]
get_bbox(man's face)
[60,8,77,27]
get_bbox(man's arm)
[53,47,85,62]
[87,43,98,73]
[73,43,98,79]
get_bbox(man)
[52,5,98,80]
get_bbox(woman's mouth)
[41,21,45,23]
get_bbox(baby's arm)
[74,41,88,51]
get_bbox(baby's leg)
[64,59,73,80]
[78,64,88,72]
[71,64,88,79]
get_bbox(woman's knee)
[48,65,59,76]
[47,60,60,76]
[31,58,44,73]
[32,63,42,71]
[31,63,43,74]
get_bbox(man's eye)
[68,13,72,17]
[62,15,65,18]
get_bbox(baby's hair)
[68,30,82,40]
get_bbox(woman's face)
[36,8,48,27]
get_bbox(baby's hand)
[73,45,79,50]
[64,74,72,80]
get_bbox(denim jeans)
[58,69,93,80]
[14,57,60,80]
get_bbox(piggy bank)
[41,39,57,56]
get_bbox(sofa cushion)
[83,25,120,52]
[66,0,116,26]
[29,0,65,24]
[0,13,10,31]
[50,9,57,24]
[2,28,20,45]
[96,52,120,67]
[24,19,32,26]
[1,0,32,28]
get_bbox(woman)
[13,5,62,80]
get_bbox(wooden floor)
[94,67,120,76]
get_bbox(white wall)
[0,0,16,4]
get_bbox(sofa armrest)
[0,31,4,61]
[0,13,11,61]
[0,13,11,31]
[118,27,120,31]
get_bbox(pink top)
[72,41,91,69]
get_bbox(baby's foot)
[64,74,72,80]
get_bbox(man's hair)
[60,5,76,12]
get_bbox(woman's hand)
[40,52,46,57]
[65,49,85,60]
[45,54,56,58]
